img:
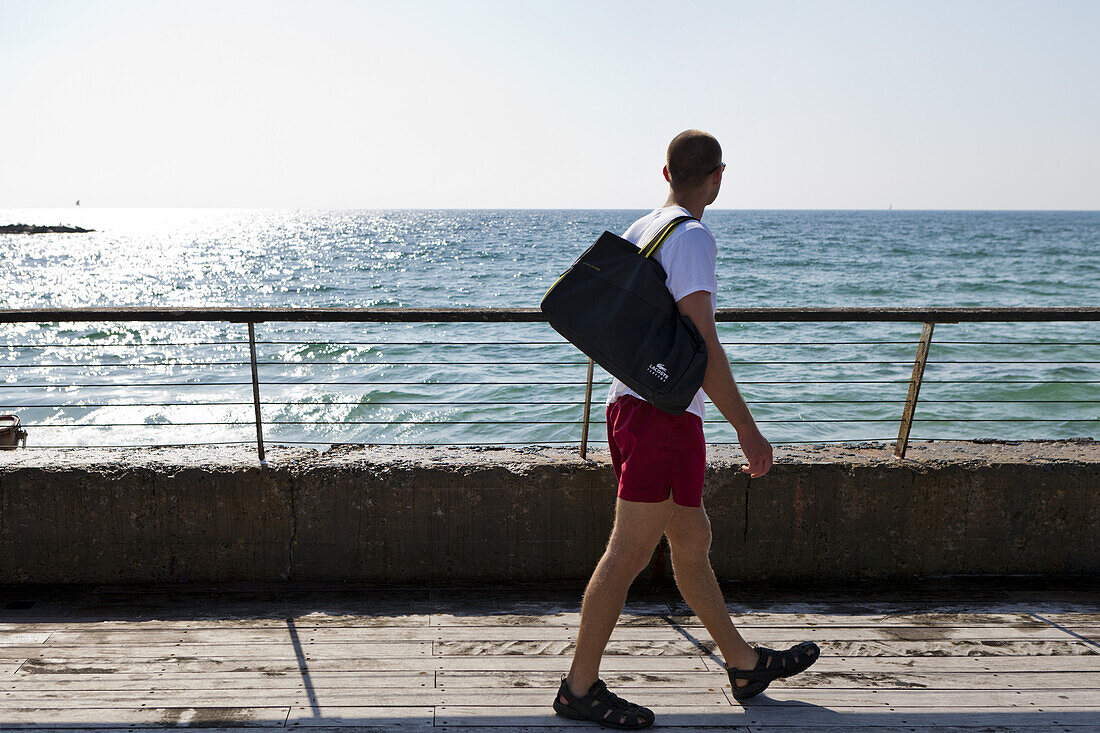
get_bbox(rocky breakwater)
[0,224,95,234]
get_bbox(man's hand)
[737,423,773,478]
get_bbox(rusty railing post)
[580,358,594,460]
[247,322,266,463]
[896,321,935,459]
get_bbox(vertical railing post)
[896,321,935,459]
[247,322,266,463]
[580,358,594,460]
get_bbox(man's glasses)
[708,162,727,174]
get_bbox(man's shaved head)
[666,130,722,193]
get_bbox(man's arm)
[677,290,773,478]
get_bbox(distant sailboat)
[75,200,80,206]
[888,203,893,210]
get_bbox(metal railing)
[1,306,1097,461]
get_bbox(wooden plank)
[45,630,300,645]
[9,637,1080,662]
[0,608,1071,631]
[430,638,1098,657]
[0,633,49,646]
[0,615,432,633]
[429,600,668,615]
[704,654,1100,673]
[55,607,434,626]
[15,647,1100,669]
[994,612,1100,648]
[725,688,1100,707]
[1,642,431,660]
[434,704,1100,728]
[13,655,709,676]
[432,639,694,657]
[431,611,1044,628]
[2,669,695,691]
[0,661,24,675]
[4,610,1049,633]
[787,668,1100,690]
[42,624,1076,645]
[434,669,1100,691]
[729,611,1048,627]
[1055,626,1100,640]
[435,704,738,729]
[0,705,291,727]
[0,689,728,709]
[734,706,1100,729]
[1,692,308,709]
[11,688,1094,710]
[683,600,1100,615]
[805,638,1100,657]
[2,671,434,691]
[7,668,1099,694]
[11,652,1100,678]
[284,705,432,727]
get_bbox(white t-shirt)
[605,205,718,420]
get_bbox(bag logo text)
[647,363,669,382]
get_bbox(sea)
[1,208,1097,449]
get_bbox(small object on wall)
[0,415,27,449]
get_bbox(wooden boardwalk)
[1,580,1099,731]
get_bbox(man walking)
[553,130,819,729]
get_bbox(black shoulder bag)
[540,216,708,414]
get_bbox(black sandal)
[553,677,655,730]
[727,641,820,700]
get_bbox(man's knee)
[667,518,713,566]
[613,553,655,581]
[598,498,676,579]
[600,539,659,579]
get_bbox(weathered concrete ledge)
[1,440,1097,584]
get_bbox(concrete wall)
[1,441,1097,584]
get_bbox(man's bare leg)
[566,497,677,696]
[663,501,758,680]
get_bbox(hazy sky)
[1,0,1097,209]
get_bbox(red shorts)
[606,395,706,507]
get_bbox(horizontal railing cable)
[5,380,1098,388]
[5,399,1097,409]
[28,418,1097,428]
[4,358,1100,367]
[6,340,1099,348]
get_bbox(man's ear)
[662,165,672,183]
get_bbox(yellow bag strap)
[639,215,694,258]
